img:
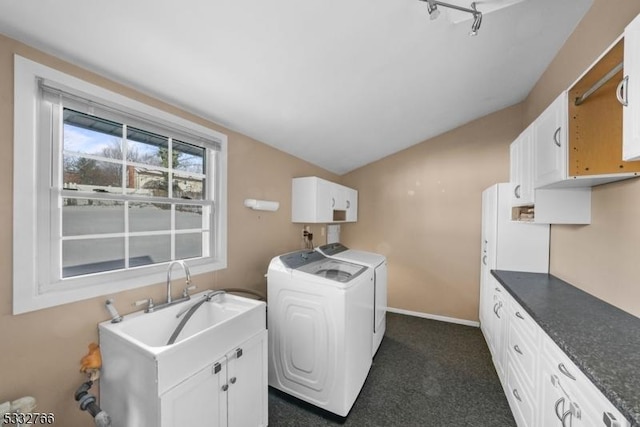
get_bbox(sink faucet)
[166,260,191,304]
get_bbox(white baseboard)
[386,307,480,328]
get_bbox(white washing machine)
[316,243,387,356]
[267,250,374,417]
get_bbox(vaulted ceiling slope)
[0,0,593,174]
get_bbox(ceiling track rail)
[574,61,623,106]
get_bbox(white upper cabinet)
[510,100,592,224]
[292,177,358,224]
[533,92,568,189]
[622,13,640,161]
[510,126,535,206]
[344,186,358,222]
[529,29,640,190]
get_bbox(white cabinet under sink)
[292,176,358,223]
[99,293,268,427]
[160,330,268,427]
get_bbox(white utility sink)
[104,292,259,349]
[99,291,266,395]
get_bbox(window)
[13,55,228,314]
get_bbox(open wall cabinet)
[510,17,640,224]
[568,38,640,181]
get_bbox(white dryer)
[267,250,374,417]
[316,243,387,356]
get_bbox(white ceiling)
[0,0,592,174]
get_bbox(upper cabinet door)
[533,92,568,189]
[623,14,640,161]
[345,187,358,222]
[510,126,534,206]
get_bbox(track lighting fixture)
[469,2,482,36]
[426,0,440,20]
[419,0,483,36]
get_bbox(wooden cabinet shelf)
[568,39,640,178]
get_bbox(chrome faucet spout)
[166,260,191,304]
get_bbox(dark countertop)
[492,270,640,426]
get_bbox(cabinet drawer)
[542,334,629,426]
[506,362,535,427]
[507,323,536,389]
[542,335,593,392]
[507,299,538,341]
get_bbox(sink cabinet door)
[227,330,268,427]
[160,357,228,427]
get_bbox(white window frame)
[13,55,228,314]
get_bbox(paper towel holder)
[244,198,280,212]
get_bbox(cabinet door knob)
[482,255,487,266]
[221,384,229,392]
[513,345,523,355]
[617,76,629,107]
[346,200,350,209]
[603,411,621,427]
[515,311,525,320]
[230,377,237,384]
[514,184,521,199]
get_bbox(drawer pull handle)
[617,76,629,107]
[558,363,577,381]
[514,345,523,355]
[555,397,565,421]
[482,255,487,266]
[493,302,502,319]
[515,311,525,320]
[512,389,522,402]
[553,127,562,147]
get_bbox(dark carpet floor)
[267,312,516,426]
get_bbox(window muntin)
[59,107,212,279]
[13,55,228,314]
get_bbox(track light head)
[469,2,482,36]
[427,0,440,20]
[419,0,484,36]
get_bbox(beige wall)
[342,104,522,321]
[524,0,640,318]
[0,35,335,424]
[342,0,640,326]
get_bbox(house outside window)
[13,55,228,314]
